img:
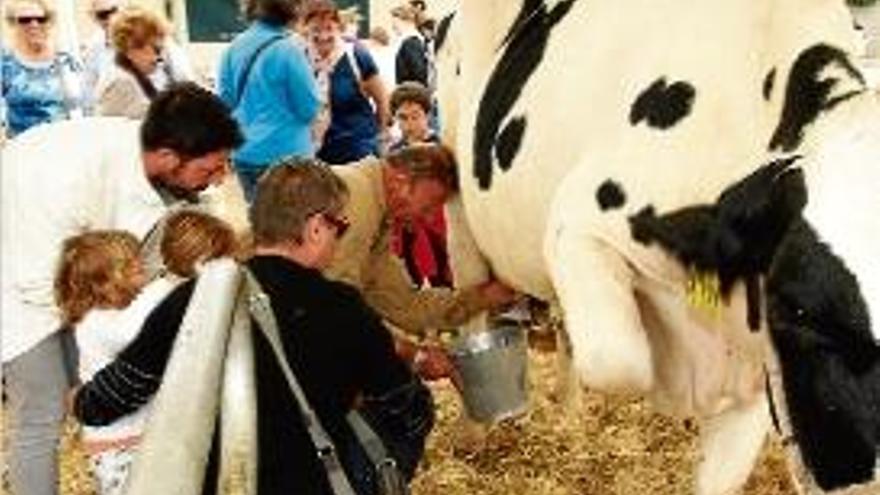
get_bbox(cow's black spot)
[763,68,776,101]
[473,0,576,190]
[496,116,527,171]
[435,12,456,53]
[767,221,880,490]
[596,180,626,211]
[769,44,865,152]
[629,78,696,129]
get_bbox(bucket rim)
[450,325,525,357]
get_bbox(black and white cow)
[442,0,880,493]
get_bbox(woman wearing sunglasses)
[95,6,169,119]
[1,0,85,138]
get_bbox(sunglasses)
[12,15,49,25]
[321,212,350,238]
[94,7,117,21]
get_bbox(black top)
[395,35,429,87]
[74,255,427,494]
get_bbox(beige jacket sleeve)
[360,227,491,336]
[96,70,150,119]
[326,160,491,337]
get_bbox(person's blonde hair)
[54,231,142,327]
[390,3,419,23]
[4,0,55,27]
[108,5,167,52]
[338,6,361,26]
[161,210,238,278]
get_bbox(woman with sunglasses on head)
[1,0,85,138]
[94,6,169,119]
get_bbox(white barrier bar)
[217,283,258,495]
[126,258,243,495]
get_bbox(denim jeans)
[3,332,77,495]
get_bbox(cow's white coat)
[443,0,878,493]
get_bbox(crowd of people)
[1,0,518,494]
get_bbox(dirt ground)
[2,347,798,495]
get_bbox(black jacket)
[395,35,429,87]
[75,255,433,494]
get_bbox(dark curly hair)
[390,81,432,115]
[140,82,243,159]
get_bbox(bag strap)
[344,43,362,82]
[343,42,369,99]
[243,269,357,495]
[234,34,286,108]
[347,410,397,470]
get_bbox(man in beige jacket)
[328,143,516,375]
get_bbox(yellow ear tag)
[686,267,722,317]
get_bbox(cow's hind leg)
[544,224,654,394]
[549,309,583,411]
[696,395,771,495]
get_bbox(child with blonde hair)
[55,210,237,495]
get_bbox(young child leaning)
[54,210,238,495]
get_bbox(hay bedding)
[411,350,797,495]
[2,349,797,495]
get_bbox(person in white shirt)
[0,82,242,495]
[55,210,238,495]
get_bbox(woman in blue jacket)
[217,0,321,202]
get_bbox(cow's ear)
[770,166,807,223]
[717,156,805,226]
[715,157,806,266]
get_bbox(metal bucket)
[450,325,528,423]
